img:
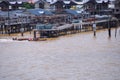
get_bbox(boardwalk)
[33,19,118,38]
[36,19,117,31]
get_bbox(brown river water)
[0,28,120,80]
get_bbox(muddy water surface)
[0,29,120,80]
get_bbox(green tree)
[23,2,34,9]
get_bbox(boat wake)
[0,39,28,42]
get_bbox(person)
[8,29,10,36]
[12,37,17,40]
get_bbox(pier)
[0,17,32,34]
[33,18,118,39]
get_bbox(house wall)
[0,1,9,11]
[35,0,50,9]
[114,0,120,19]
[0,1,23,11]
[35,3,39,9]
[84,0,110,15]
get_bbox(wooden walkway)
[35,19,114,32]
[33,18,117,38]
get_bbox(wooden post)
[93,23,96,37]
[8,28,10,36]
[93,2,96,37]
[39,31,41,38]
[20,27,24,36]
[115,20,119,37]
[34,30,36,39]
[21,32,23,36]
[115,26,117,38]
[119,29,120,35]
[5,26,7,34]
[1,25,3,34]
[80,24,82,32]
[108,19,111,38]
[79,24,80,32]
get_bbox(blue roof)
[0,10,27,18]
[0,11,7,17]
[65,9,80,16]
[27,9,53,16]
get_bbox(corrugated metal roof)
[26,9,53,16]
[65,9,80,16]
[0,10,27,18]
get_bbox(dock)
[33,18,118,39]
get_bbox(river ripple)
[0,28,120,80]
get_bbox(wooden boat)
[28,38,47,41]
[13,37,47,41]
[16,38,29,41]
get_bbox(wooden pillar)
[115,20,119,38]
[78,24,80,32]
[34,30,36,39]
[8,26,11,36]
[58,30,60,36]
[21,32,23,36]
[1,25,3,34]
[47,31,49,37]
[39,31,41,38]
[108,19,111,38]
[1,25,4,34]
[5,26,7,34]
[93,23,96,37]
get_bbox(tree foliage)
[23,2,34,9]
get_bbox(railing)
[4,18,31,25]
[0,21,4,24]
